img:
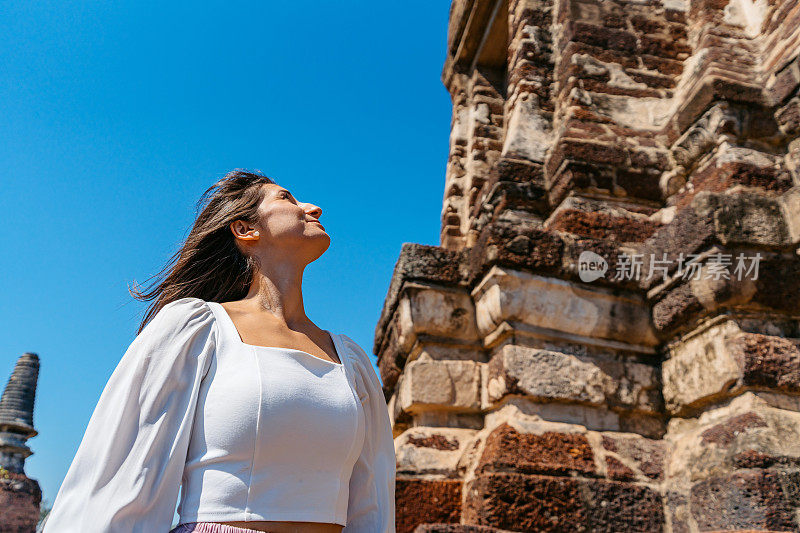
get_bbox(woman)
[42,170,396,533]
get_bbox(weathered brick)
[477,423,597,477]
[736,333,800,393]
[397,478,463,533]
[464,472,665,531]
[562,22,639,54]
[546,209,661,242]
[690,471,800,531]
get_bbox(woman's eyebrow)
[272,188,293,198]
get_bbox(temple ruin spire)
[0,352,40,474]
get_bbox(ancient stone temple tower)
[379,0,800,531]
[0,353,42,532]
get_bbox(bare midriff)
[213,520,343,533]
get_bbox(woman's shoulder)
[336,333,383,394]
[160,295,208,311]
[142,297,216,338]
[337,333,371,365]
[154,296,210,315]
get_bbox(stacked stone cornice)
[382,0,800,530]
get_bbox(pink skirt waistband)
[170,522,268,533]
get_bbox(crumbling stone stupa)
[379,0,800,531]
[0,353,41,532]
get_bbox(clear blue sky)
[1,1,452,514]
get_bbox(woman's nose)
[305,204,323,217]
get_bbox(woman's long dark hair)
[129,169,276,334]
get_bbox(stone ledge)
[394,284,480,355]
[397,359,483,414]
[472,266,658,346]
[649,253,800,337]
[396,427,479,477]
[663,320,800,415]
[375,243,465,355]
[486,344,662,415]
[665,393,800,490]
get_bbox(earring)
[253,231,260,237]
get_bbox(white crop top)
[42,297,396,533]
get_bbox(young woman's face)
[255,183,330,247]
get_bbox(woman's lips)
[310,220,325,230]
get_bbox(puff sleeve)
[42,297,217,533]
[340,335,396,533]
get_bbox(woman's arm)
[42,297,217,533]
[340,334,396,533]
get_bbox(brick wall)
[379,0,800,531]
